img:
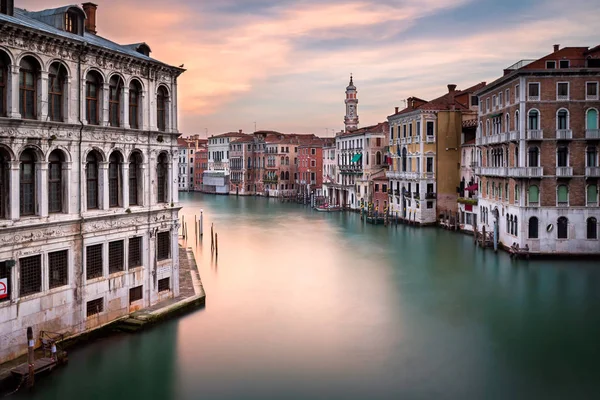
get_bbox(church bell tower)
[344,74,358,132]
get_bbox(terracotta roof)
[462,138,476,146]
[341,122,389,137]
[231,136,254,143]
[372,175,389,181]
[390,83,485,116]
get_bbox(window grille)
[108,240,124,274]
[86,244,103,280]
[158,277,170,292]
[0,261,11,302]
[48,250,68,289]
[157,232,170,261]
[19,255,41,297]
[128,237,142,268]
[87,298,103,317]
[129,285,143,303]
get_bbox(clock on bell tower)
[344,74,359,132]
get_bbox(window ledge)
[86,276,105,284]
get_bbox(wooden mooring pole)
[215,233,219,256]
[27,326,34,388]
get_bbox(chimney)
[553,44,560,52]
[448,84,457,92]
[1,0,15,16]
[395,106,399,113]
[82,2,98,34]
[239,129,242,134]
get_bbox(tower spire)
[349,73,353,86]
[344,75,358,132]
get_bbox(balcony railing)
[556,129,572,140]
[414,136,421,143]
[401,137,407,144]
[527,95,540,101]
[413,192,420,200]
[425,192,436,199]
[585,166,600,177]
[476,137,482,146]
[480,167,507,176]
[585,129,600,139]
[556,95,569,101]
[508,167,544,178]
[556,166,573,177]
[423,172,435,179]
[526,129,543,140]
[426,135,435,143]
[509,130,519,141]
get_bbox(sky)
[18,0,600,137]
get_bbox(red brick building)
[297,138,334,196]
[193,140,208,191]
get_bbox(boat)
[315,204,341,212]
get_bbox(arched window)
[86,71,102,125]
[157,153,168,203]
[0,51,9,117]
[557,184,568,206]
[401,148,407,172]
[528,109,539,130]
[109,76,123,127]
[0,148,9,218]
[557,109,569,129]
[157,86,168,132]
[515,110,519,130]
[514,216,518,236]
[557,146,568,167]
[285,171,289,180]
[588,217,598,239]
[486,120,490,136]
[528,146,539,167]
[86,151,100,210]
[587,184,598,205]
[129,152,141,206]
[19,57,40,119]
[528,217,538,239]
[515,146,519,167]
[557,216,568,239]
[376,151,382,165]
[586,108,598,130]
[528,185,539,206]
[20,149,36,215]
[48,62,67,122]
[280,171,285,180]
[587,146,598,167]
[505,114,510,132]
[506,214,510,233]
[515,184,520,202]
[108,152,122,207]
[48,150,64,213]
[129,80,141,129]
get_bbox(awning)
[351,153,362,163]
[465,183,478,191]
[489,113,503,118]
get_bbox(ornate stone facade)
[0,3,184,363]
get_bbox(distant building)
[344,75,359,131]
[321,142,337,198]
[475,44,600,254]
[177,138,191,191]
[298,138,333,197]
[458,135,478,232]
[229,135,253,195]
[193,139,208,191]
[203,131,247,194]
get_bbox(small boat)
[315,204,341,212]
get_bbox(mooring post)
[482,225,486,248]
[215,233,218,256]
[27,326,34,388]
[194,214,197,244]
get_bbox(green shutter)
[351,154,362,163]
[528,185,539,203]
[587,109,598,130]
[557,185,568,203]
[588,185,598,203]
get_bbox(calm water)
[23,193,600,400]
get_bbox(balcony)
[526,129,543,140]
[556,95,569,101]
[426,135,435,143]
[387,171,402,179]
[585,129,600,139]
[414,136,421,143]
[423,172,435,179]
[425,192,437,199]
[479,167,507,176]
[476,137,482,146]
[509,130,520,141]
[527,95,540,101]
[508,167,544,178]
[401,137,407,144]
[556,129,572,140]
[556,167,573,177]
[413,192,420,200]
[586,166,600,177]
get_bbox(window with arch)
[557,109,569,130]
[557,184,568,206]
[86,71,102,125]
[588,184,598,205]
[588,217,598,239]
[157,86,168,132]
[557,216,568,239]
[586,108,598,130]
[86,151,100,210]
[528,185,539,206]
[108,152,122,207]
[528,217,538,239]
[129,80,141,129]
[157,153,168,203]
[48,62,67,122]
[109,76,123,127]
[0,148,9,219]
[506,214,510,233]
[515,184,520,202]
[515,110,519,130]
[486,120,490,136]
[0,51,9,117]
[20,149,36,215]
[280,171,285,180]
[557,146,568,167]
[505,114,510,132]
[376,151,381,165]
[48,150,64,213]
[528,146,539,167]
[587,146,598,167]
[528,110,539,130]
[19,57,40,119]
[285,171,289,180]
[129,152,142,206]
[401,148,407,172]
[514,216,518,235]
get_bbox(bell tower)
[344,74,358,132]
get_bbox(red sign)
[0,278,7,299]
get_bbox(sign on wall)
[0,278,8,299]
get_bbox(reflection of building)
[476,45,600,254]
[387,83,484,224]
[0,2,183,363]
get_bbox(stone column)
[122,87,130,129]
[165,98,172,134]
[39,71,49,121]
[168,154,176,204]
[172,78,178,133]
[101,83,109,127]
[139,163,147,207]
[37,161,48,217]
[63,162,72,214]
[8,65,20,118]
[121,163,129,208]
[64,77,74,124]
[99,161,109,210]
[140,91,148,130]
[9,161,20,220]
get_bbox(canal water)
[22,193,600,399]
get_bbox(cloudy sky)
[20,0,599,136]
